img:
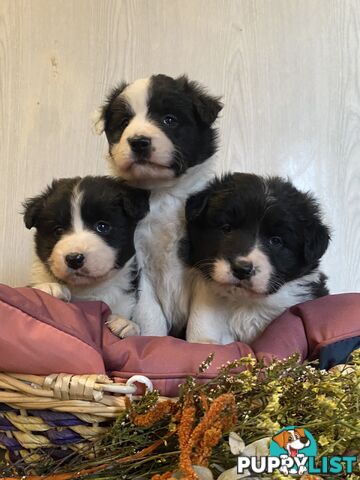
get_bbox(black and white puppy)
[23,176,149,337]
[95,74,222,336]
[182,173,330,344]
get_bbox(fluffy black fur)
[100,74,223,176]
[183,173,330,295]
[23,176,150,271]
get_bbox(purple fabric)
[0,404,16,412]
[0,432,21,450]
[27,410,89,427]
[46,429,83,444]
[0,416,15,430]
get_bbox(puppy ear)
[304,220,330,264]
[295,428,306,437]
[22,195,45,229]
[185,189,210,222]
[23,178,79,229]
[93,82,128,136]
[122,188,150,221]
[177,75,223,126]
[272,431,287,449]
[92,107,105,135]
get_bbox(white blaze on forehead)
[109,76,176,181]
[48,183,117,285]
[122,77,150,115]
[71,186,84,233]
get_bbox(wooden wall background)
[0,0,359,293]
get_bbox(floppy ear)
[93,82,128,135]
[122,188,150,221]
[22,195,44,229]
[23,178,80,229]
[272,431,287,449]
[92,107,106,135]
[185,189,210,222]
[295,428,306,437]
[177,75,223,126]
[304,221,330,264]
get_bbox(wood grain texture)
[0,0,359,293]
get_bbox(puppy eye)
[94,221,112,234]
[53,226,64,238]
[269,236,283,247]
[221,224,232,233]
[162,114,178,127]
[121,118,130,129]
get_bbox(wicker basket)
[0,372,154,471]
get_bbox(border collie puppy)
[94,74,222,336]
[182,173,330,344]
[23,176,149,338]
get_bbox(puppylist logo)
[237,426,357,476]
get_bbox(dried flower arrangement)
[1,351,359,480]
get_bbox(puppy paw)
[106,315,140,338]
[33,282,71,302]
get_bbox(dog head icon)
[272,428,310,457]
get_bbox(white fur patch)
[187,270,322,344]
[123,77,150,113]
[31,255,137,324]
[236,247,273,294]
[71,187,84,233]
[49,230,117,285]
[33,282,71,301]
[130,161,217,335]
[211,247,273,296]
[47,184,117,286]
[212,258,237,284]
[107,77,176,184]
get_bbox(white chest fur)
[31,256,136,320]
[132,161,215,334]
[70,258,136,318]
[187,271,322,344]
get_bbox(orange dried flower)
[179,393,236,479]
[151,472,177,480]
[178,399,197,479]
[193,421,222,466]
[199,392,209,412]
[132,400,176,427]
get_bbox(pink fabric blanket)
[0,283,359,396]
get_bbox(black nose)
[232,261,255,280]
[128,136,152,154]
[300,436,308,444]
[65,253,85,270]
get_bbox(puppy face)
[273,428,310,454]
[184,173,330,297]
[23,176,149,286]
[94,74,222,187]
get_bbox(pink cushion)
[0,284,107,374]
[0,284,359,397]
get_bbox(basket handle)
[101,375,154,399]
